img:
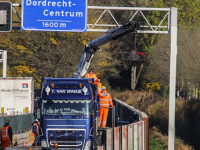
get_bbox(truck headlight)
[41,140,47,147]
[84,141,92,150]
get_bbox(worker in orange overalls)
[1,119,12,150]
[85,68,98,81]
[98,86,113,127]
[94,78,102,94]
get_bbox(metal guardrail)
[102,98,148,150]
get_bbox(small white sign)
[0,11,7,25]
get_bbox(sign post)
[21,0,87,32]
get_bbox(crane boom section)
[74,21,139,78]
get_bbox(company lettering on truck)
[1,89,11,92]
[51,89,82,94]
[56,90,66,94]
[67,90,81,93]
[55,90,81,93]
[1,89,28,92]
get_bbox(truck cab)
[34,77,99,150]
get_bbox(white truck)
[0,77,34,115]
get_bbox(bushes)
[112,90,195,149]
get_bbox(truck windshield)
[42,100,92,115]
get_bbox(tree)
[144,26,200,93]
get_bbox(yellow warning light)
[51,83,54,88]
[54,143,58,147]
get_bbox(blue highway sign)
[21,0,87,32]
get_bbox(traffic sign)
[0,1,12,32]
[21,0,87,32]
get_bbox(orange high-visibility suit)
[98,90,113,127]
[1,126,10,150]
[85,73,97,81]
[94,79,102,94]
[96,82,102,94]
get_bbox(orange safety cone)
[23,140,26,146]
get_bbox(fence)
[0,113,34,132]
[97,98,149,150]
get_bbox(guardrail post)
[97,146,105,150]
[106,128,113,150]
[112,107,115,128]
[128,124,134,150]
[138,122,142,150]
[134,123,139,150]
[143,118,149,150]
[114,127,120,150]
[122,125,128,150]
[138,121,145,150]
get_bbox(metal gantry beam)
[87,6,170,33]
[11,4,170,34]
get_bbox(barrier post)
[106,128,113,150]
[134,123,139,150]
[97,146,105,150]
[143,118,149,150]
[138,121,145,150]
[128,124,134,150]
[114,127,120,150]
[112,107,115,128]
[122,125,128,150]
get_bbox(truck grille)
[56,136,76,141]
[47,129,85,147]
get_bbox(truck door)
[34,99,41,119]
